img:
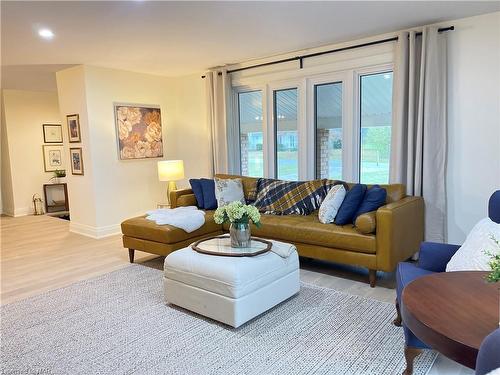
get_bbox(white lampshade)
[157,160,184,181]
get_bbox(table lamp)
[158,160,185,205]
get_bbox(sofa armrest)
[169,188,194,208]
[375,196,424,272]
[418,242,461,272]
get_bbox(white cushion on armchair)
[446,217,500,272]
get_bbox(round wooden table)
[401,271,499,369]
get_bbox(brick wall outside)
[316,128,330,178]
[240,133,249,176]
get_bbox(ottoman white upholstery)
[163,241,300,328]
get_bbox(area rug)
[1,265,436,375]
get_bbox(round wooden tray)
[191,235,272,257]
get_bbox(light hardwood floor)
[0,215,156,304]
[0,214,471,374]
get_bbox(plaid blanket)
[253,178,339,215]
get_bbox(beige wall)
[56,66,211,237]
[84,66,176,231]
[170,73,212,185]
[1,89,61,216]
[56,66,99,231]
[1,97,14,215]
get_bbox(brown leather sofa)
[121,174,424,287]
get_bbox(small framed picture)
[42,145,65,172]
[43,124,63,143]
[70,147,84,175]
[66,114,81,143]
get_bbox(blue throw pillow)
[200,178,217,210]
[353,185,387,223]
[334,184,367,225]
[189,179,204,208]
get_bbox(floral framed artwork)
[42,145,65,172]
[114,104,163,160]
[70,147,84,175]
[66,114,81,143]
[42,124,63,143]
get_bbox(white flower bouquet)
[214,201,261,227]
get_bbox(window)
[315,82,342,180]
[232,56,393,183]
[359,72,393,184]
[238,91,264,177]
[274,88,298,181]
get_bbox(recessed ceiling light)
[38,28,54,40]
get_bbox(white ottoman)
[163,241,300,328]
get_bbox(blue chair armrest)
[476,328,500,375]
[418,242,461,272]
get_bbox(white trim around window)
[306,72,349,181]
[232,57,394,182]
[267,79,305,180]
[353,63,394,182]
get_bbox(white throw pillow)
[214,178,245,207]
[318,185,346,224]
[446,217,500,272]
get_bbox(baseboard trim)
[12,207,31,217]
[69,222,121,239]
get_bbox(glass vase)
[229,222,251,248]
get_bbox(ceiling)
[2,1,499,91]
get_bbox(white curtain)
[390,27,448,242]
[206,69,236,175]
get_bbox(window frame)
[232,84,267,177]
[307,72,348,181]
[272,86,300,181]
[354,64,393,183]
[235,89,265,178]
[268,79,304,180]
[231,61,394,183]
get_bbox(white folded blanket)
[267,239,296,258]
[146,206,205,233]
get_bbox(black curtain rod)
[201,26,453,78]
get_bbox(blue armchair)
[476,328,500,375]
[394,190,500,374]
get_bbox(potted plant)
[484,235,500,327]
[214,201,261,248]
[50,169,66,183]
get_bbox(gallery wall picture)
[114,104,163,160]
[42,145,65,172]
[66,114,81,143]
[69,148,84,175]
[42,124,63,143]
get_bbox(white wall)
[446,11,500,244]
[1,89,61,216]
[56,66,99,231]
[56,66,211,237]
[1,97,13,215]
[84,66,177,232]
[170,73,212,185]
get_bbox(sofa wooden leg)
[403,346,422,375]
[128,249,135,263]
[368,269,377,287]
[394,298,402,327]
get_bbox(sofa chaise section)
[122,211,223,262]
